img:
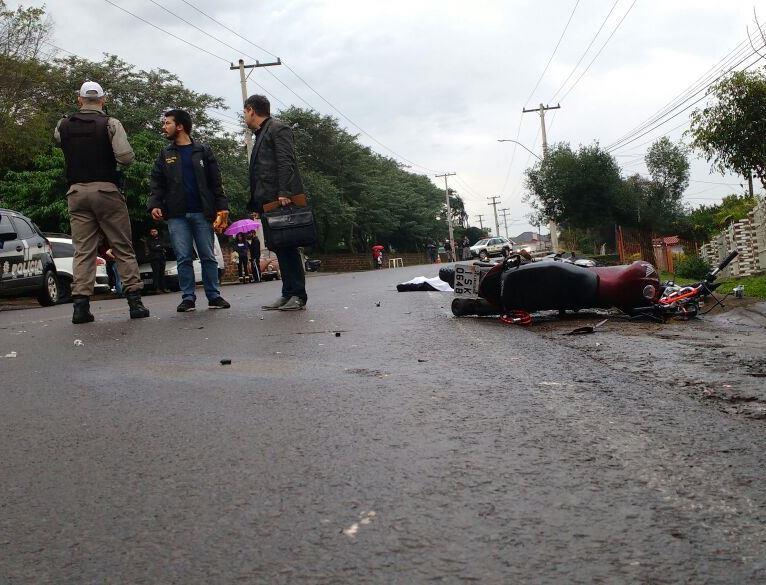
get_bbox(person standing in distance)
[55,81,149,324]
[244,94,308,311]
[145,227,168,293]
[148,109,231,312]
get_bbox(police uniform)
[54,96,141,298]
[54,81,149,323]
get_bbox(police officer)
[55,81,149,324]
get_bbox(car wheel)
[57,275,72,304]
[479,250,489,261]
[37,270,59,306]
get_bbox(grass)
[660,271,766,300]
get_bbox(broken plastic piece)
[220,359,232,365]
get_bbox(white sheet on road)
[399,276,453,292]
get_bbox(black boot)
[126,291,150,319]
[72,295,95,324]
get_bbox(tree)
[524,142,623,252]
[678,193,757,242]
[689,70,766,190]
[0,52,237,238]
[620,138,689,262]
[0,1,54,171]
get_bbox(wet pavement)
[1,265,766,583]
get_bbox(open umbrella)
[372,245,385,252]
[224,219,261,236]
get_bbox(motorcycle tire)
[451,297,500,317]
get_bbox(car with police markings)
[0,208,59,306]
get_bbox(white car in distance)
[46,234,110,302]
[469,237,513,261]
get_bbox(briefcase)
[262,204,318,249]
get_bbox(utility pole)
[435,172,457,261]
[476,214,485,231]
[487,196,501,239]
[230,58,282,160]
[523,102,561,251]
[499,208,511,239]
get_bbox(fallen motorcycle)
[440,250,738,324]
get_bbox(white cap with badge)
[78,81,105,98]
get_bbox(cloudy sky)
[32,0,764,236]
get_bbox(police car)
[46,234,111,302]
[0,209,59,306]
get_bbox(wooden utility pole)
[476,214,485,230]
[435,172,457,261]
[499,208,511,239]
[230,58,282,160]
[487,196,501,238]
[523,103,560,251]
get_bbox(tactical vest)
[58,111,119,186]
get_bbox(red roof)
[652,235,680,246]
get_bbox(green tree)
[0,1,54,171]
[689,70,766,189]
[620,138,689,263]
[524,142,623,252]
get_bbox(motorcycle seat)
[501,261,598,312]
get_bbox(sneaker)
[208,296,231,310]
[262,296,289,310]
[177,299,196,312]
[279,296,306,311]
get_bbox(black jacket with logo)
[148,141,228,220]
[247,118,304,213]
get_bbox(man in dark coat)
[244,94,308,311]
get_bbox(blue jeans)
[168,213,221,302]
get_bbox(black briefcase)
[262,204,318,249]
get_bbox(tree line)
[0,2,477,253]
[524,65,766,263]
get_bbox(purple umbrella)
[224,219,261,236]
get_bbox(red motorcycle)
[443,250,738,324]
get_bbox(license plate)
[453,263,479,297]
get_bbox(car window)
[488,239,499,245]
[476,239,488,246]
[0,214,14,234]
[11,217,35,239]
[51,242,75,258]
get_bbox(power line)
[607,38,754,150]
[559,0,639,103]
[142,0,289,109]
[524,0,581,106]
[606,48,766,152]
[549,0,621,103]
[103,0,230,64]
[177,0,440,174]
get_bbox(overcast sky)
[32,0,764,236]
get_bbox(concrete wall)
[700,200,765,277]
[219,244,431,281]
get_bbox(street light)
[497,139,541,161]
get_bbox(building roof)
[513,231,550,243]
[652,235,680,246]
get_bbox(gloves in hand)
[213,210,230,233]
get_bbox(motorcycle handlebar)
[708,249,738,280]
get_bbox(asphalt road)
[1,265,765,584]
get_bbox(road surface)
[2,265,765,583]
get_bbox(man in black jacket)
[148,109,230,312]
[244,94,308,311]
[145,228,168,293]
